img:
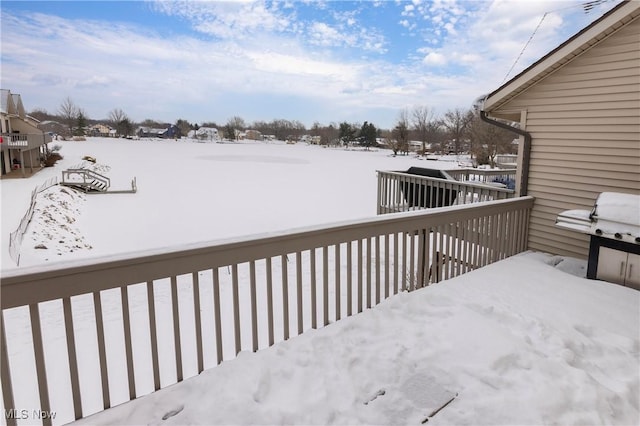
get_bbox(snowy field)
[2,137,451,268]
[1,138,639,425]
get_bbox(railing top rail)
[1,196,534,309]
[63,168,110,180]
[377,170,515,193]
[445,167,517,175]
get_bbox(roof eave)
[484,0,640,113]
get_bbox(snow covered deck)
[73,252,640,425]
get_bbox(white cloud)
[423,52,447,66]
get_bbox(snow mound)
[19,185,92,264]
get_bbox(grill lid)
[556,192,640,244]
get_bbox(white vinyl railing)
[377,170,516,214]
[1,197,533,425]
[445,168,516,184]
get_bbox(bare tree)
[441,108,474,155]
[468,113,517,167]
[412,105,436,155]
[392,109,410,155]
[58,97,79,137]
[108,108,132,136]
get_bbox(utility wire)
[501,12,547,84]
[500,0,616,84]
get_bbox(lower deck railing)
[1,197,533,425]
[377,170,516,214]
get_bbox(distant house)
[89,123,113,137]
[192,127,220,141]
[1,89,51,177]
[38,120,66,138]
[244,129,263,141]
[482,0,640,259]
[136,125,181,139]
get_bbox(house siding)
[490,17,640,259]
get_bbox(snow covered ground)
[73,251,639,426]
[1,138,639,425]
[1,137,456,268]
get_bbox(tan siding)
[507,91,638,108]
[529,180,639,196]
[491,17,640,258]
[526,100,639,112]
[530,137,638,148]
[529,162,640,178]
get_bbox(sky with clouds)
[1,0,622,129]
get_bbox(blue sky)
[1,0,621,129]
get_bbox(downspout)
[480,110,531,197]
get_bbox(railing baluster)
[357,239,363,313]
[446,223,453,280]
[366,237,372,308]
[323,246,329,326]
[296,253,303,335]
[212,268,223,364]
[146,281,161,389]
[384,234,390,298]
[335,244,341,321]
[231,265,241,354]
[375,236,381,304]
[409,231,416,290]
[438,225,445,282]
[417,230,426,289]
[250,261,259,351]
[377,172,382,214]
[401,231,408,291]
[265,259,275,345]
[281,255,290,340]
[1,313,17,426]
[62,297,82,420]
[347,242,353,316]
[120,286,136,400]
[29,303,52,426]
[93,291,110,409]
[170,276,183,381]
[192,273,204,372]
[310,249,317,329]
[456,221,464,277]
[392,233,398,293]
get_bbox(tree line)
[30,97,517,167]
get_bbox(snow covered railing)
[377,170,516,214]
[445,168,516,184]
[0,197,533,425]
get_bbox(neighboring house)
[137,125,181,139]
[192,127,220,141]
[38,120,66,138]
[482,0,640,259]
[244,129,263,141]
[0,89,51,177]
[89,123,113,137]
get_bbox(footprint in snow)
[162,405,184,420]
